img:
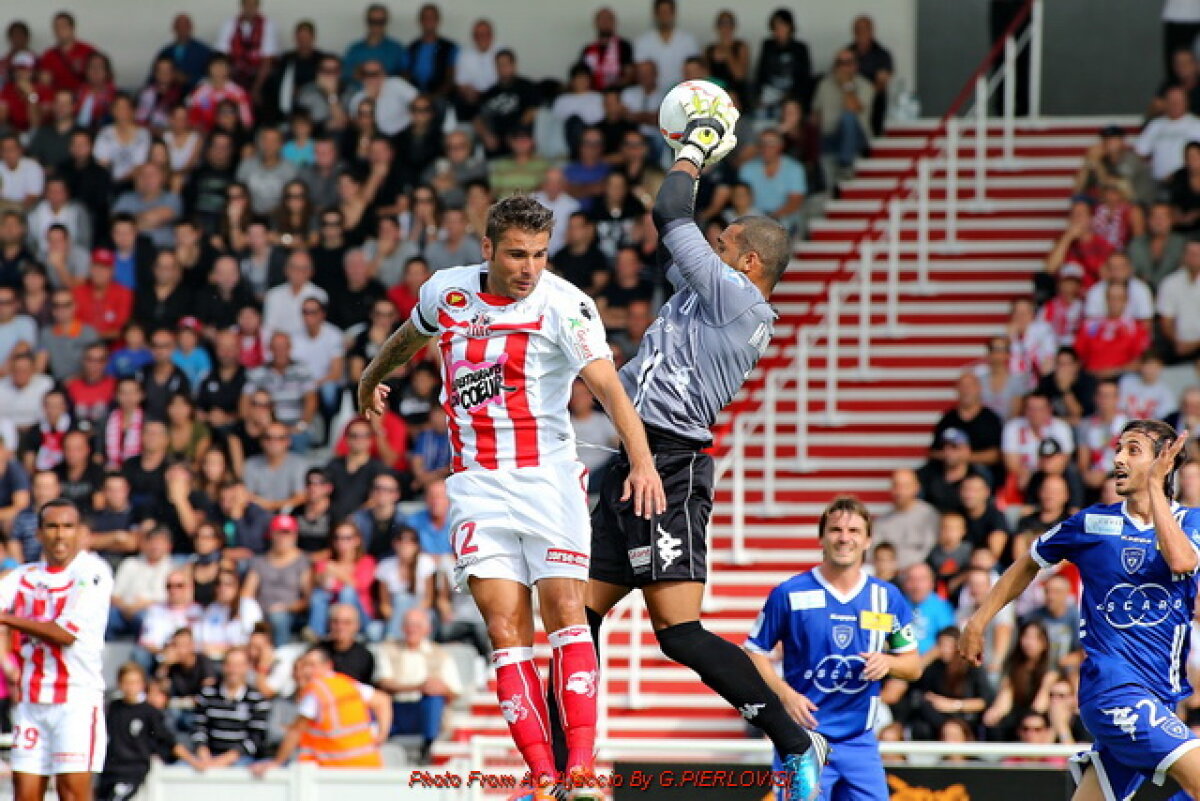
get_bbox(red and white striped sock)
[492,646,556,782]
[549,625,598,773]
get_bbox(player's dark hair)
[485,195,554,246]
[1120,419,1186,496]
[873,541,896,556]
[817,495,872,539]
[37,497,79,527]
[733,215,790,286]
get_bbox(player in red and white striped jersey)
[0,498,113,801]
[359,196,665,793]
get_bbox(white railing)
[595,0,1043,730]
[462,737,1082,801]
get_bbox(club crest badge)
[1121,547,1145,574]
[832,624,854,649]
[442,289,469,310]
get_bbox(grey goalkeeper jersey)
[619,220,776,445]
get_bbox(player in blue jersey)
[745,496,922,801]
[962,419,1200,801]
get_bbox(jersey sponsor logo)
[737,703,765,721]
[1085,514,1124,536]
[656,524,683,569]
[441,289,470,310]
[448,355,514,412]
[789,590,825,610]
[831,625,854,649]
[1098,582,1184,628]
[499,694,528,724]
[1121,547,1146,574]
[578,301,593,321]
[1102,706,1140,739]
[568,318,595,360]
[628,546,651,571]
[804,654,870,695]
[546,548,589,568]
[860,611,895,632]
[565,670,597,699]
[829,613,856,622]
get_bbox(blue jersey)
[1030,501,1200,706]
[745,569,916,742]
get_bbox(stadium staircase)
[435,115,1141,772]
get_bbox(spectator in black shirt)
[599,246,654,330]
[134,251,194,331]
[596,88,636,156]
[183,132,239,236]
[214,479,271,559]
[551,212,608,295]
[59,129,115,236]
[910,626,993,740]
[1035,346,1096,427]
[54,430,104,515]
[959,474,1010,558]
[196,330,247,435]
[1025,437,1086,511]
[754,8,812,115]
[88,472,146,564]
[124,421,170,518]
[590,172,645,261]
[328,248,385,330]
[0,211,36,289]
[155,626,218,702]
[286,467,334,554]
[136,328,191,421]
[917,428,988,513]
[321,603,375,684]
[474,49,539,157]
[931,373,1004,482]
[194,255,255,332]
[326,418,387,525]
[100,663,202,801]
[395,94,444,187]
[1016,473,1073,536]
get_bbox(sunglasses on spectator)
[368,16,387,26]
[167,582,187,589]
[307,477,329,486]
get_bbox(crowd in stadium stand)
[861,45,1200,756]
[0,0,899,784]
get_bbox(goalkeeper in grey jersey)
[548,92,828,801]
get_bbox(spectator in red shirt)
[333,412,408,473]
[64,342,116,430]
[1044,199,1115,286]
[187,54,255,133]
[387,256,430,322]
[1036,262,1085,346]
[1072,282,1148,379]
[73,249,133,340]
[0,51,50,132]
[38,12,99,92]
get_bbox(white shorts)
[447,461,591,589]
[11,701,107,775]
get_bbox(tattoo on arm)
[361,320,433,386]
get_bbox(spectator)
[102,662,203,800]
[1128,202,1185,290]
[532,168,582,255]
[874,469,940,570]
[251,645,388,774]
[1035,346,1096,426]
[196,569,264,660]
[243,331,318,449]
[569,379,618,488]
[108,527,174,640]
[188,54,255,133]
[453,19,500,119]
[1023,574,1084,676]
[580,7,634,91]
[1006,297,1058,380]
[472,51,540,158]
[213,478,272,558]
[193,646,271,767]
[1083,252,1153,322]
[353,471,409,559]
[0,212,36,290]
[74,250,133,341]
[931,372,1004,475]
[1037,263,1086,347]
[869,541,898,583]
[902,563,955,659]
[632,0,697,91]
[321,603,375,683]
[847,15,893,136]
[956,568,1014,685]
[981,620,1055,740]
[137,328,190,421]
[286,468,334,555]
[959,474,1010,558]
[1073,283,1149,378]
[138,571,204,661]
[552,213,609,295]
[1043,200,1116,290]
[620,60,665,154]
[1002,392,1076,497]
[911,626,992,741]
[90,471,148,562]
[0,134,44,210]
[153,14,213,90]
[245,421,309,513]
[1166,390,1200,456]
[926,512,972,598]
[1170,142,1200,233]
[103,378,144,468]
[0,285,36,368]
[1045,676,1089,746]
[737,129,805,233]
[238,127,300,216]
[27,178,92,259]
[917,428,984,513]
[267,21,326,123]
[599,247,654,331]
[1136,85,1200,182]
[216,0,280,100]
[812,49,874,180]
[76,51,116,128]
[8,469,56,562]
[424,207,482,272]
[406,3,458,99]
[244,514,313,646]
[1178,460,1200,506]
[1077,380,1129,495]
[310,521,377,638]
[754,8,811,116]
[37,288,99,381]
[39,11,100,92]
[343,4,406,81]
[41,225,92,293]
[247,622,296,699]
[262,251,327,338]
[1156,237,1200,364]
[375,607,461,763]
[93,95,152,186]
[115,163,183,251]
[326,418,386,523]
[49,429,100,516]
[1026,436,1086,513]
[0,350,53,431]
[376,526,437,639]
[1016,474,1073,537]
[183,135,239,238]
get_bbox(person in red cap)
[73,249,132,341]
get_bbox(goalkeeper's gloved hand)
[675,95,740,170]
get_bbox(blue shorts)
[774,730,887,801]
[1073,683,1200,801]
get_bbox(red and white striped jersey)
[0,551,113,705]
[411,264,611,472]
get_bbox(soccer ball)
[658,79,733,152]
